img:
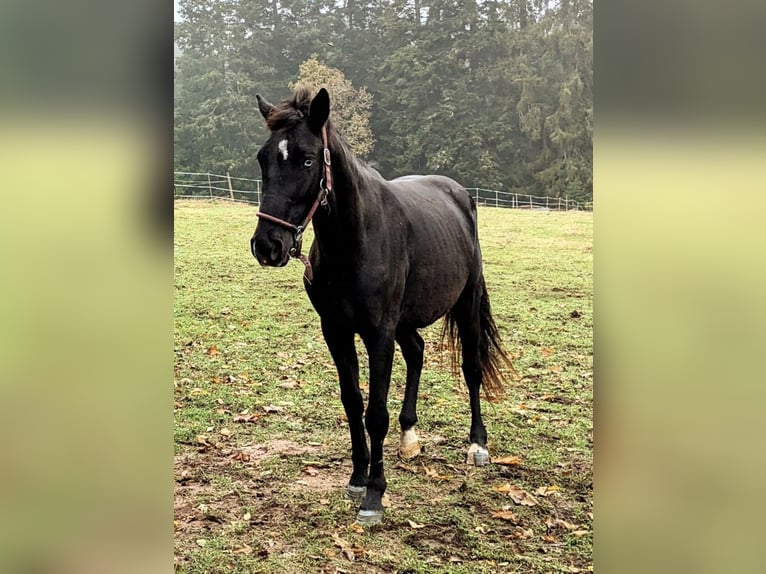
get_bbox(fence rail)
[174,172,592,211]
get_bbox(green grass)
[174,200,592,573]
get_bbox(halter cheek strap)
[256,125,333,283]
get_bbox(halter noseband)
[256,125,333,283]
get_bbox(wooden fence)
[173,172,593,211]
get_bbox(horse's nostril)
[270,238,284,263]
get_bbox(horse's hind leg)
[321,320,370,502]
[396,325,424,460]
[451,283,491,466]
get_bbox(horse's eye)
[304,159,314,168]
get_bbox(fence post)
[207,172,212,198]
[495,189,499,208]
[529,194,533,209]
[558,197,562,210]
[226,172,234,200]
[256,179,261,205]
[546,196,549,209]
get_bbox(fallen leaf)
[542,534,558,543]
[550,365,563,373]
[219,428,232,437]
[491,510,519,523]
[302,466,320,476]
[196,539,207,547]
[493,455,522,466]
[541,347,553,357]
[206,345,219,357]
[407,520,426,529]
[494,483,539,506]
[394,461,418,473]
[572,530,590,537]
[262,405,285,413]
[546,517,578,531]
[422,465,450,480]
[233,413,260,423]
[506,527,534,540]
[332,534,354,561]
[232,544,252,555]
[195,435,211,447]
[279,380,300,389]
[349,523,364,534]
[189,388,208,397]
[534,485,561,497]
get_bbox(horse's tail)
[441,276,516,402]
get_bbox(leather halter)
[256,125,333,282]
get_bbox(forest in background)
[174,0,592,202]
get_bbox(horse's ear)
[308,88,330,134]
[256,95,274,121]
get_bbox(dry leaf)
[534,485,561,497]
[549,518,578,531]
[195,435,211,447]
[407,520,426,529]
[206,345,219,356]
[506,527,534,540]
[231,452,250,462]
[494,484,539,506]
[572,530,590,537]
[279,381,299,389]
[492,455,522,466]
[490,510,519,523]
[219,428,232,437]
[542,534,558,543]
[302,466,320,476]
[541,347,553,357]
[394,461,418,473]
[550,365,563,373]
[232,544,252,555]
[422,465,450,480]
[262,405,285,413]
[233,413,260,423]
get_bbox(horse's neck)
[312,144,381,258]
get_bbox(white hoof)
[466,443,490,466]
[399,428,421,460]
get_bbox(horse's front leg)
[357,329,396,525]
[321,320,369,501]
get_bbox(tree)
[290,55,375,159]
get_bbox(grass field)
[174,200,593,573]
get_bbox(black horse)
[251,87,514,524]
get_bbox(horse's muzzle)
[251,234,289,267]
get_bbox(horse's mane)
[265,85,314,131]
[267,86,384,187]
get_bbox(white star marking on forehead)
[278,139,289,161]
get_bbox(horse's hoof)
[346,485,367,503]
[399,441,421,460]
[399,429,421,460]
[466,443,490,466]
[355,508,384,525]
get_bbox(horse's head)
[250,87,330,267]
